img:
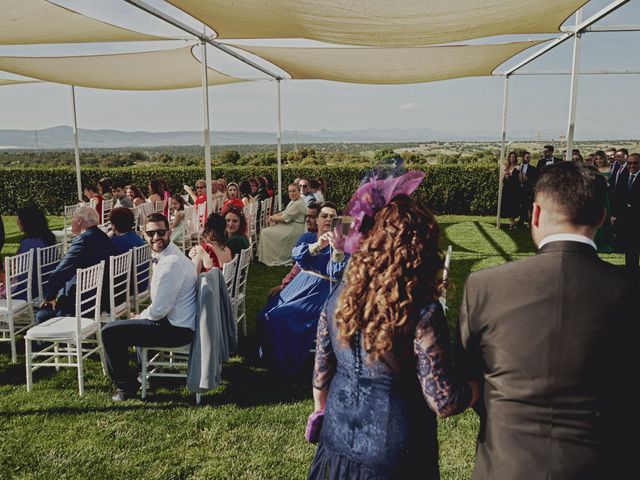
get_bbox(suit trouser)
[101,317,193,391]
[624,247,640,272]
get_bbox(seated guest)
[211,179,225,208]
[169,194,187,247]
[189,213,232,274]
[257,202,349,374]
[184,179,207,207]
[222,182,245,214]
[310,179,325,203]
[98,177,113,201]
[147,178,165,211]
[16,205,56,299]
[224,206,250,257]
[257,184,307,266]
[239,180,253,206]
[267,202,320,298]
[249,177,267,203]
[111,180,133,209]
[298,179,317,206]
[126,184,147,207]
[262,175,274,197]
[83,184,103,215]
[110,207,145,255]
[36,206,114,324]
[101,213,197,401]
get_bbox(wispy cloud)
[400,102,420,111]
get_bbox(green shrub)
[0,165,499,215]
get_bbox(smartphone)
[331,215,352,235]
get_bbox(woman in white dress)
[258,184,307,266]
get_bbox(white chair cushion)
[26,316,98,340]
[0,299,29,314]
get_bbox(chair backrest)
[109,251,133,317]
[181,194,191,205]
[269,195,276,216]
[247,203,258,241]
[196,202,207,229]
[132,205,144,232]
[4,250,33,307]
[259,198,270,229]
[213,196,223,214]
[132,244,152,299]
[75,261,105,332]
[221,256,238,298]
[101,198,113,226]
[36,244,64,303]
[154,200,165,214]
[233,246,252,299]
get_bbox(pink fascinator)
[333,168,425,253]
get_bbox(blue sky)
[0,0,638,140]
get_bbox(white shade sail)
[0,77,40,86]
[0,45,245,90]
[231,40,546,84]
[1,0,173,45]
[169,0,585,46]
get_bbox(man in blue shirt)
[110,207,145,255]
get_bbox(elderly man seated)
[36,206,114,324]
[101,213,197,401]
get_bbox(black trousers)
[101,317,193,391]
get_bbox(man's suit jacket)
[609,162,626,189]
[518,163,538,200]
[611,169,640,247]
[536,156,558,170]
[44,226,114,313]
[457,241,636,479]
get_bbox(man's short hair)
[617,148,629,156]
[145,213,169,230]
[320,201,338,214]
[535,162,606,226]
[307,202,321,215]
[110,207,135,232]
[74,205,100,226]
[544,145,555,152]
[112,180,126,190]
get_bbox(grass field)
[0,215,624,479]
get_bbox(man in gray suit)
[457,162,637,479]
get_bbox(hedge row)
[0,165,499,216]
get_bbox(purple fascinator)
[334,168,425,253]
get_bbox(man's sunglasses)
[145,229,167,237]
[195,186,205,189]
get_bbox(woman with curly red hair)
[307,194,478,480]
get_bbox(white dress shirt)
[538,233,596,250]
[140,241,197,330]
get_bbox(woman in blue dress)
[257,202,348,375]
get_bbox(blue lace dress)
[308,282,472,480]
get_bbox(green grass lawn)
[0,215,624,479]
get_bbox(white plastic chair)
[0,250,35,363]
[232,246,252,336]
[439,245,453,312]
[132,244,152,314]
[35,243,64,307]
[101,198,113,227]
[25,261,106,396]
[181,194,191,205]
[154,200,165,214]
[52,204,81,252]
[247,203,258,255]
[139,345,200,404]
[259,198,270,230]
[222,255,239,300]
[101,251,132,323]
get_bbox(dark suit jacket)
[457,241,637,479]
[536,156,558,170]
[519,163,538,199]
[611,170,640,248]
[44,226,114,313]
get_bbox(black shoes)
[111,388,137,402]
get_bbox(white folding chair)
[25,261,106,396]
[222,255,239,300]
[35,243,64,307]
[248,203,258,255]
[132,245,152,314]
[232,246,252,336]
[139,345,200,404]
[154,200,165,214]
[439,245,453,312]
[101,251,132,323]
[181,194,191,205]
[259,198,270,230]
[52,204,81,252]
[0,251,35,363]
[101,198,113,227]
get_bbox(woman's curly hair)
[335,194,443,361]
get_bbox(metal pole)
[566,9,583,161]
[276,79,283,211]
[70,85,83,202]
[200,40,213,215]
[495,75,509,229]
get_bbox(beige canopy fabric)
[169,0,586,46]
[0,77,40,86]
[0,45,245,90]
[1,0,172,45]
[231,41,546,84]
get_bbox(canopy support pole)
[566,9,583,160]
[495,75,509,229]
[276,79,283,211]
[200,40,213,215]
[70,85,82,202]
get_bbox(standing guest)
[110,207,145,255]
[594,150,614,253]
[98,177,113,201]
[222,182,245,214]
[516,151,537,228]
[536,144,559,170]
[239,180,253,206]
[258,184,307,266]
[224,206,250,257]
[189,213,232,274]
[298,179,317,206]
[610,148,628,189]
[605,147,617,164]
[218,178,228,200]
[310,179,325,203]
[126,184,147,207]
[585,153,595,165]
[15,205,56,298]
[457,162,635,479]
[501,151,521,229]
[111,181,133,209]
[36,206,114,324]
[101,213,196,401]
[266,203,321,299]
[248,177,267,202]
[594,150,610,178]
[84,184,103,215]
[258,203,349,374]
[612,152,640,272]
[169,194,187,248]
[308,194,478,479]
